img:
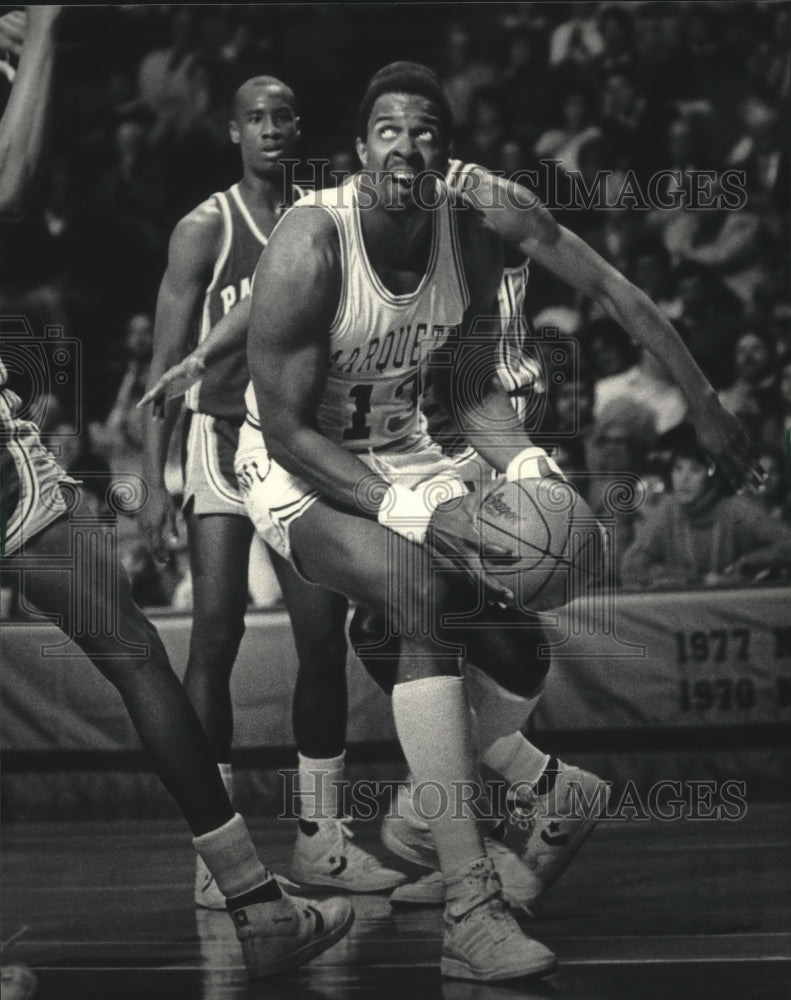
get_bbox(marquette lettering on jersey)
[245,175,469,451]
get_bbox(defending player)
[0,15,352,981]
[140,75,402,905]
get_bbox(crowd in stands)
[1,2,789,609]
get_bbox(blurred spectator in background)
[499,26,547,149]
[599,67,655,176]
[95,113,167,235]
[621,423,791,590]
[136,8,202,129]
[99,312,154,476]
[533,82,600,175]
[583,396,660,571]
[725,98,788,220]
[498,138,528,177]
[548,2,603,70]
[628,240,682,321]
[751,449,790,524]
[719,329,782,453]
[593,335,687,437]
[672,262,743,389]
[459,85,508,166]
[591,4,635,82]
[584,317,637,383]
[660,181,770,307]
[440,21,498,134]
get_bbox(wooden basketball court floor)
[2,801,789,1000]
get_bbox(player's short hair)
[356,62,452,143]
[232,76,296,119]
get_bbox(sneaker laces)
[465,895,520,945]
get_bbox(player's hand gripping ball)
[432,449,604,611]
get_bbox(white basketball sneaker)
[291,818,407,893]
[227,882,354,979]
[501,759,610,902]
[441,857,556,982]
[383,784,538,909]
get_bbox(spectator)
[660,181,770,307]
[672,262,744,389]
[584,317,638,383]
[592,4,635,81]
[583,396,660,574]
[459,85,508,166]
[719,329,781,452]
[621,423,791,590]
[548,3,603,70]
[629,240,682,321]
[751,449,790,524]
[102,311,154,469]
[599,67,654,175]
[439,22,498,133]
[593,337,687,437]
[725,99,786,214]
[533,83,601,175]
[499,27,548,147]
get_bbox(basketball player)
[140,75,403,906]
[0,24,353,980]
[233,64,576,982]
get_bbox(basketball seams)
[472,476,598,609]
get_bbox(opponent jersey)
[245,175,470,452]
[185,183,304,423]
[444,159,543,425]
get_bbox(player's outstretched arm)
[140,206,222,561]
[247,206,393,512]
[0,6,61,221]
[463,170,764,492]
[138,297,251,415]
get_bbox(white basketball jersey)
[245,175,470,451]
[446,159,543,423]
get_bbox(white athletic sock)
[193,813,275,899]
[465,664,549,786]
[218,762,233,801]
[392,676,485,877]
[297,751,345,825]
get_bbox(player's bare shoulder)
[265,197,342,277]
[167,195,227,276]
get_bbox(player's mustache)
[383,154,425,173]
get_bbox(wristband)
[505,446,562,483]
[377,482,433,542]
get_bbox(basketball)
[477,475,603,611]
